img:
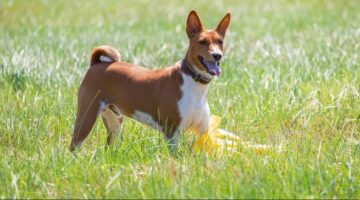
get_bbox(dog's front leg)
[164,129,180,153]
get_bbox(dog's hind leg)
[69,90,102,152]
[101,105,123,146]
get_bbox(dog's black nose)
[212,53,222,61]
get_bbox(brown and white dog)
[69,10,230,152]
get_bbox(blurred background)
[0,1,359,198]
[1,0,359,83]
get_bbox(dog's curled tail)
[90,45,121,65]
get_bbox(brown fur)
[185,11,230,73]
[90,45,121,65]
[69,10,230,152]
[69,61,183,151]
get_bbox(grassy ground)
[1,0,360,198]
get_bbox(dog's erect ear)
[186,10,203,38]
[216,13,230,37]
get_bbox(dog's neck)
[179,62,210,102]
[181,51,213,85]
[180,59,212,85]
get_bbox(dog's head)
[185,10,230,77]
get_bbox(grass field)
[1,0,360,198]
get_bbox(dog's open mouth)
[198,56,221,76]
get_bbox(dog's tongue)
[204,61,221,76]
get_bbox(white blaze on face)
[210,46,223,57]
[132,110,163,132]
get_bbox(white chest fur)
[177,73,211,134]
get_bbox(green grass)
[1,0,360,198]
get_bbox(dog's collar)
[180,59,212,85]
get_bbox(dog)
[69,10,230,152]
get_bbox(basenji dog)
[69,10,231,152]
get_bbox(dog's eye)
[199,40,209,46]
[217,40,223,45]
